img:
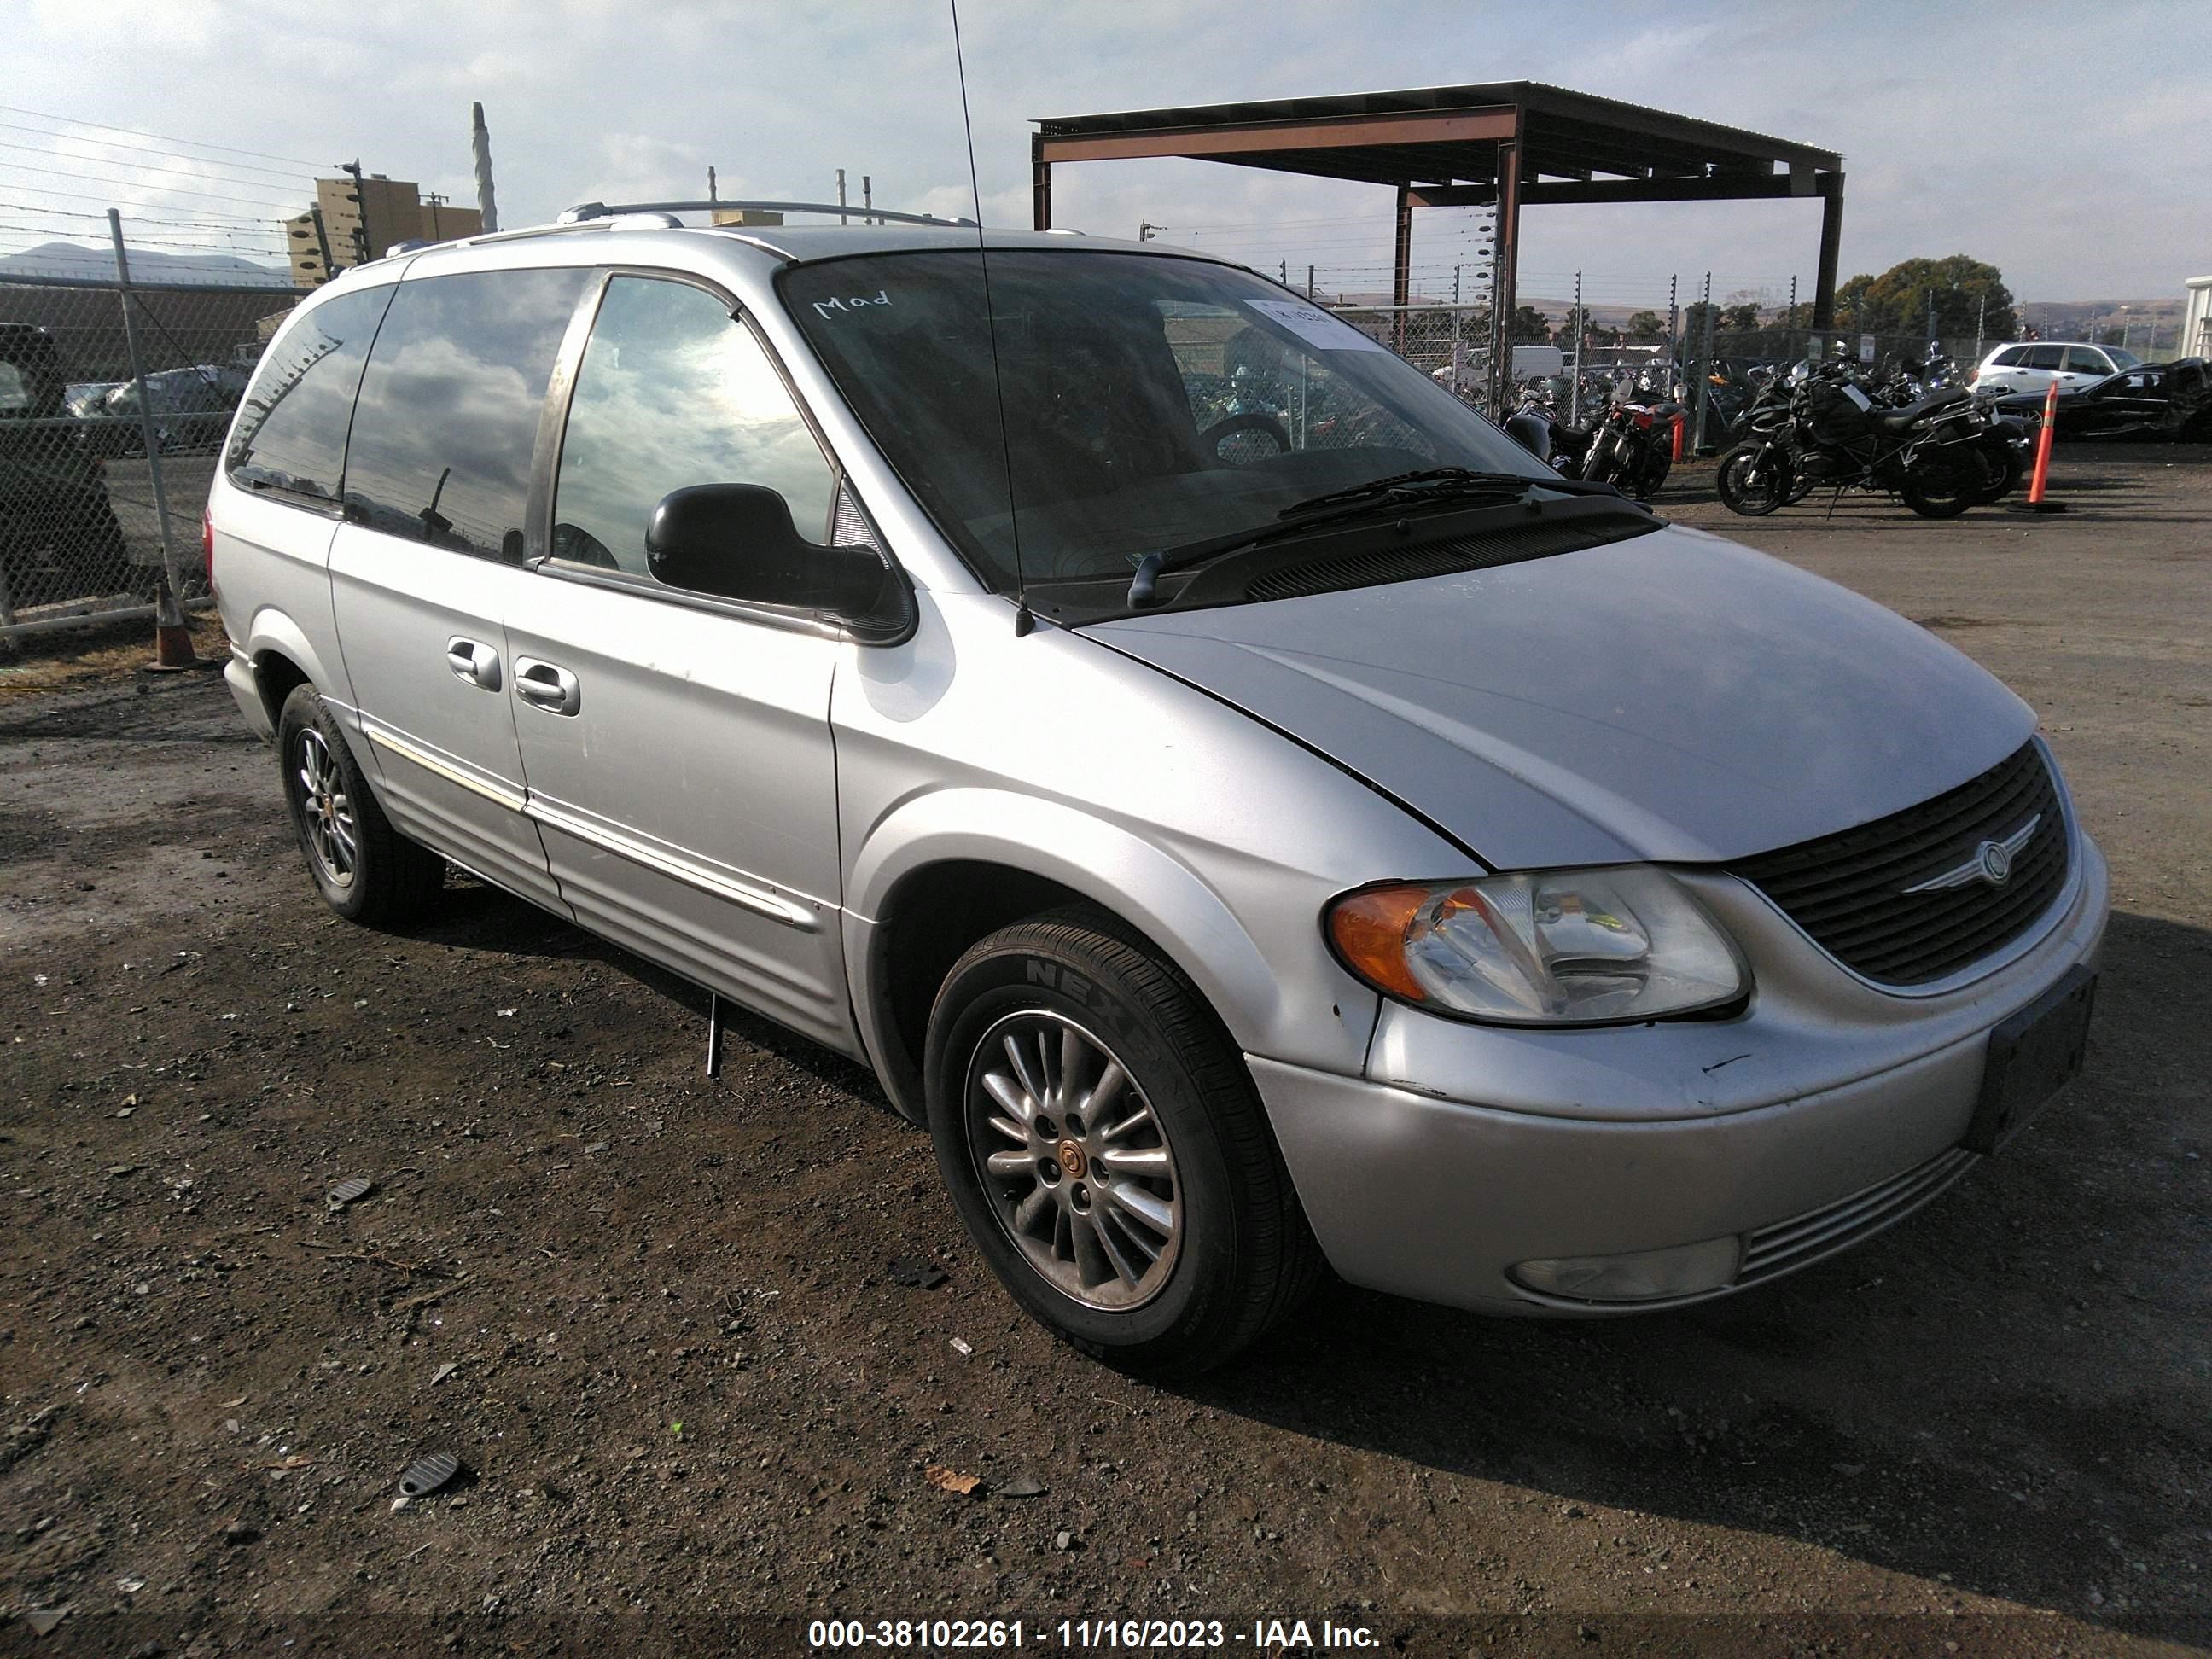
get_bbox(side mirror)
[646,483,897,626]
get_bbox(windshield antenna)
[947,0,1031,633]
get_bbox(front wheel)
[1716,443,1789,515]
[276,684,446,924]
[924,909,1321,1375]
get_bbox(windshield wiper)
[1276,467,1538,518]
[1125,472,1557,609]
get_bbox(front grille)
[1732,741,2069,986]
[1739,1148,1979,1284]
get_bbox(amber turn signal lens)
[1326,884,1434,1002]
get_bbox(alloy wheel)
[294,728,357,889]
[964,1010,1182,1312]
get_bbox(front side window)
[781,250,1552,592]
[225,287,393,504]
[342,268,591,560]
[551,276,836,579]
[2064,347,2111,375]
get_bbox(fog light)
[1511,1236,1742,1303]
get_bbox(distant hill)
[0,240,292,287]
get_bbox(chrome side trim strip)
[524,795,820,933]
[363,723,527,812]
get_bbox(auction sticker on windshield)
[1243,297,1392,353]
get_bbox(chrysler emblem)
[1902,813,2040,895]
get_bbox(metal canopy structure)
[1032,82,1844,395]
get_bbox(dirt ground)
[3,445,2207,1657]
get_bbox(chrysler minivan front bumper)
[1252,833,2109,1314]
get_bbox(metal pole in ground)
[1569,270,1583,425]
[1694,272,1715,453]
[470,103,500,233]
[309,206,335,283]
[1307,264,1314,298]
[107,210,187,611]
[1976,294,1986,365]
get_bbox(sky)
[4,0,2208,316]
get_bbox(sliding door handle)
[514,656,581,717]
[445,637,501,690]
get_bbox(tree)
[1680,299,1720,346]
[1506,305,1552,343]
[1718,302,1762,333]
[1624,310,1667,341]
[1853,256,2018,341]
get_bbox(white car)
[1972,341,2139,395]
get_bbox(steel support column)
[1391,184,1412,348]
[1490,134,1522,413]
[1812,171,1845,330]
[1031,133,1051,230]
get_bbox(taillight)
[201,507,215,591]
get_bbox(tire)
[1716,443,1788,515]
[275,684,445,925]
[1899,451,1976,519]
[1968,441,2023,505]
[923,907,1322,1376]
[1631,439,1672,500]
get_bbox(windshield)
[780,250,1552,591]
[2107,347,2142,370]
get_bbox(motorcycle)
[1579,382,1684,500]
[1716,358,1992,519]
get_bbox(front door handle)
[446,637,501,690]
[514,656,581,717]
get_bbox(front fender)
[843,786,1382,1116]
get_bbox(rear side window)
[341,268,591,560]
[225,287,393,504]
[2064,347,2110,375]
[551,276,837,578]
[2023,346,2065,370]
[1990,346,2028,368]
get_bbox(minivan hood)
[1090,524,2035,869]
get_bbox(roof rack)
[556,198,977,230]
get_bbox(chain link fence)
[2,266,304,643]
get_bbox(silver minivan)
[208,213,2106,1372]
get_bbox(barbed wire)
[0,101,325,169]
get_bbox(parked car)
[1970,341,2139,396]
[209,218,2108,1373]
[96,364,242,457]
[1,323,137,607]
[1991,357,2212,441]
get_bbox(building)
[709,207,783,229]
[282,176,482,287]
[2186,276,2212,362]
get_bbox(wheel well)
[871,862,1099,1119]
[253,648,310,730]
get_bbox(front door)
[502,273,856,1051]
[327,265,594,911]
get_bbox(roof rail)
[556,198,978,230]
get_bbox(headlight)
[1326,867,1745,1025]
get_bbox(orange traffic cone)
[2016,380,2067,515]
[144,571,202,672]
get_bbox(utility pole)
[1975,294,1987,364]
[1138,221,1156,242]
[470,102,499,234]
[707,166,718,202]
[1307,263,1314,297]
[836,168,847,225]
[863,175,873,224]
[1278,259,1287,284]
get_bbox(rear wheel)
[1899,451,1976,519]
[276,684,445,924]
[924,907,1321,1375]
[1716,443,1789,515]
